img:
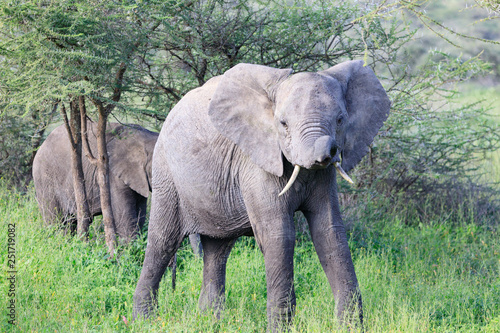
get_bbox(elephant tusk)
[278,165,301,197]
[335,162,354,185]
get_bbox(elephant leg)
[198,236,236,317]
[133,176,183,319]
[189,233,203,258]
[136,196,148,232]
[63,216,77,236]
[303,203,362,326]
[249,212,296,331]
[37,194,78,235]
[111,186,143,242]
[36,193,60,225]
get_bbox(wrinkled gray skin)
[133,60,391,330]
[33,122,158,241]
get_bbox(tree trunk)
[95,102,117,258]
[83,62,127,258]
[61,101,92,238]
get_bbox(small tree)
[0,0,158,255]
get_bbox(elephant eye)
[337,115,344,126]
[280,119,287,127]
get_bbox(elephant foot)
[199,296,225,319]
[267,304,295,333]
[335,288,363,331]
[132,292,156,321]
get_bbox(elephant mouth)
[309,152,341,169]
[278,160,353,197]
[310,160,332,169]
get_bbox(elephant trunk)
[279,136,354,196]
[313,135,337,167]
[313,136,354,184]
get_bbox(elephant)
[133,60,391,330]
[33,121,158,241]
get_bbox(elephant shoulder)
[163,78,221,135]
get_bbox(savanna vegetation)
[1,0,499,331]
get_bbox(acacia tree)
[131,0,412,119]
[0,0,160,255]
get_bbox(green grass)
[1,185,499,332]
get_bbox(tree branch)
[105,62,128,114]
[80,96,98,166]
[60,102,77,150]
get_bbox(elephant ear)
[321,60,391,172]
[208,63,293,177]
[108,125,158,198]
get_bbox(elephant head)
[208,60,391,194]
[107,124,158,198]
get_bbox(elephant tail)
[169,253,177,291]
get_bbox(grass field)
[1,181,499,332]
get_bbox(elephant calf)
[133,60,391,331]
[33,122,158,241]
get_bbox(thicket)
[0,0,499,225]
[346,51,500,225]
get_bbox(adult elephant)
[33,122,157,241]
[33,121,204,254]
[133,60,391,331]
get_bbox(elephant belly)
[182,196,252,239]
[173,158,252,238]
